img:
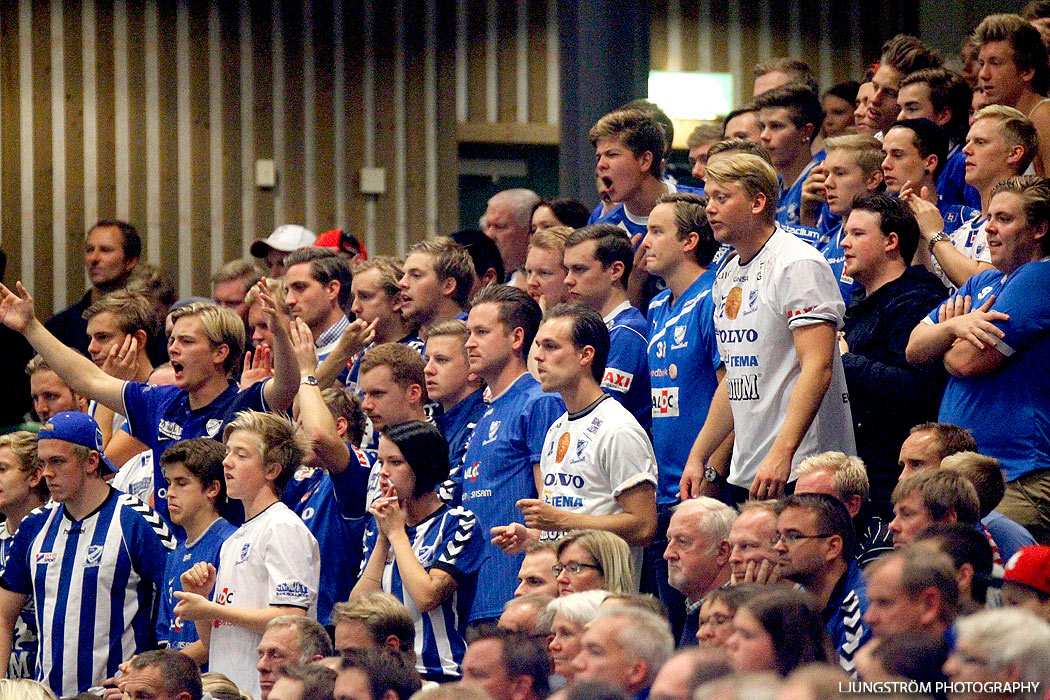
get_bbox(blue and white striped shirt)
[361,505,483,679]
[0,490,175,697]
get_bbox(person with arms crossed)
[906,175,1050,542]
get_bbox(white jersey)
[539,395,657,586]
[112,451,155,506]
[713,226,855,489]
[933,213,990,291]
[209,502,320,698]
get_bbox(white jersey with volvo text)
[712,226,856,489]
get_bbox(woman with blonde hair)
[554,530,634,596]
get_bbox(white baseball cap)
[251,224,316,258]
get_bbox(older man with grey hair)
[483,188,540,289]
[573,607,675,699]
[663,497,736,646]
[945,607,1050,700]
[256,615,334,700]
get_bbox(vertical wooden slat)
[219,1,242,263]
[424,0,439,238]
[31,0,53,314]
[281,0,305,228]
[343,0,366,242]
[545,0,557,125]
[404,0,427,244]
[19,0,35,300]
[188,0,211,294]
[252,3,275,240]
[176,0,193,297]
[94,0,115,225]
[0,1,21,283]
[51,0,68,309]
[208,1,224,273]
[156,0,179,285]
[526,0,547,127]
[496,0,515,123]
[514,0,527,123]
[312,0,335,233]
[361,0,377,255]
[465,0,486,123]
[125,1,147,235]
[332,0,346,229]
[485,0,497,122]
[650,0,668,72]
[302,0,317,232]
[144,0,161,262]
[63,0,86,305]
[83,0,98,233]
[114,0,129,220]
[394,0,408,254]
[372,0,395,255]
[271,0,286,226]
[666,0,682,71]
[239,0,255,253]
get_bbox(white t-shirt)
[112,451,155,506]
[209,502,320,698]
[538,395,657,586]
[712,226,856,490]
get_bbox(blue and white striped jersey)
[361,505,483,679]
[0,521,37,680]
[0,490,175,697]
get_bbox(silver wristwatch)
[300,375,319,386]
[927,231,951,254]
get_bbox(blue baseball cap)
[37,411,118,476]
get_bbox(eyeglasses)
[774,532,835,546]
[552,562,603,576]
[698,613,733,628]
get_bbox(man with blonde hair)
[904,104,1037,290]
[889,470,980,549]
[686,122,723,184]
[794,452,893,566]
[331,592,415,659]
[682,154,855,504]
[399,237,476,333]
[0,287,299,523]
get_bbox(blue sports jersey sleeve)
[925,273,987,324]
[121,382,173,445]
[0,511,48,595]
[699,292,721,371]
[330,449,373,520]
[523,394,566,464]
[990,262,1050,352]
[429,508,484,581]
[122,499,177,585]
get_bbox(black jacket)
[841,265,948,516]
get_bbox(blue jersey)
[156,517,236,651]
[820,222,863,305]
[592,183,705,239]
[122,380,269,523]
[0,490,175,697]
[436,389,486,480]
[361,505,483,678]
[283,446,374,625]
[647,268,722,504]
[938,145,982,210]
[814,204,841,253]
[603,303,653,435]
[0,522,37,680]
[930,261,1050,481]
[776,156,824,227]
[459,373,564,621]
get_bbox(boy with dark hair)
[563,224,651,434]
[173,411,320,699]
[754,84,826,227]
[156,438,236,659]
[897,68,979,208]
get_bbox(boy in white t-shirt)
[174,410,320,699]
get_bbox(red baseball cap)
[315,229,367,261]
[1004,545,1050,595]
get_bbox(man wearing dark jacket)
[838,194,947,517]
